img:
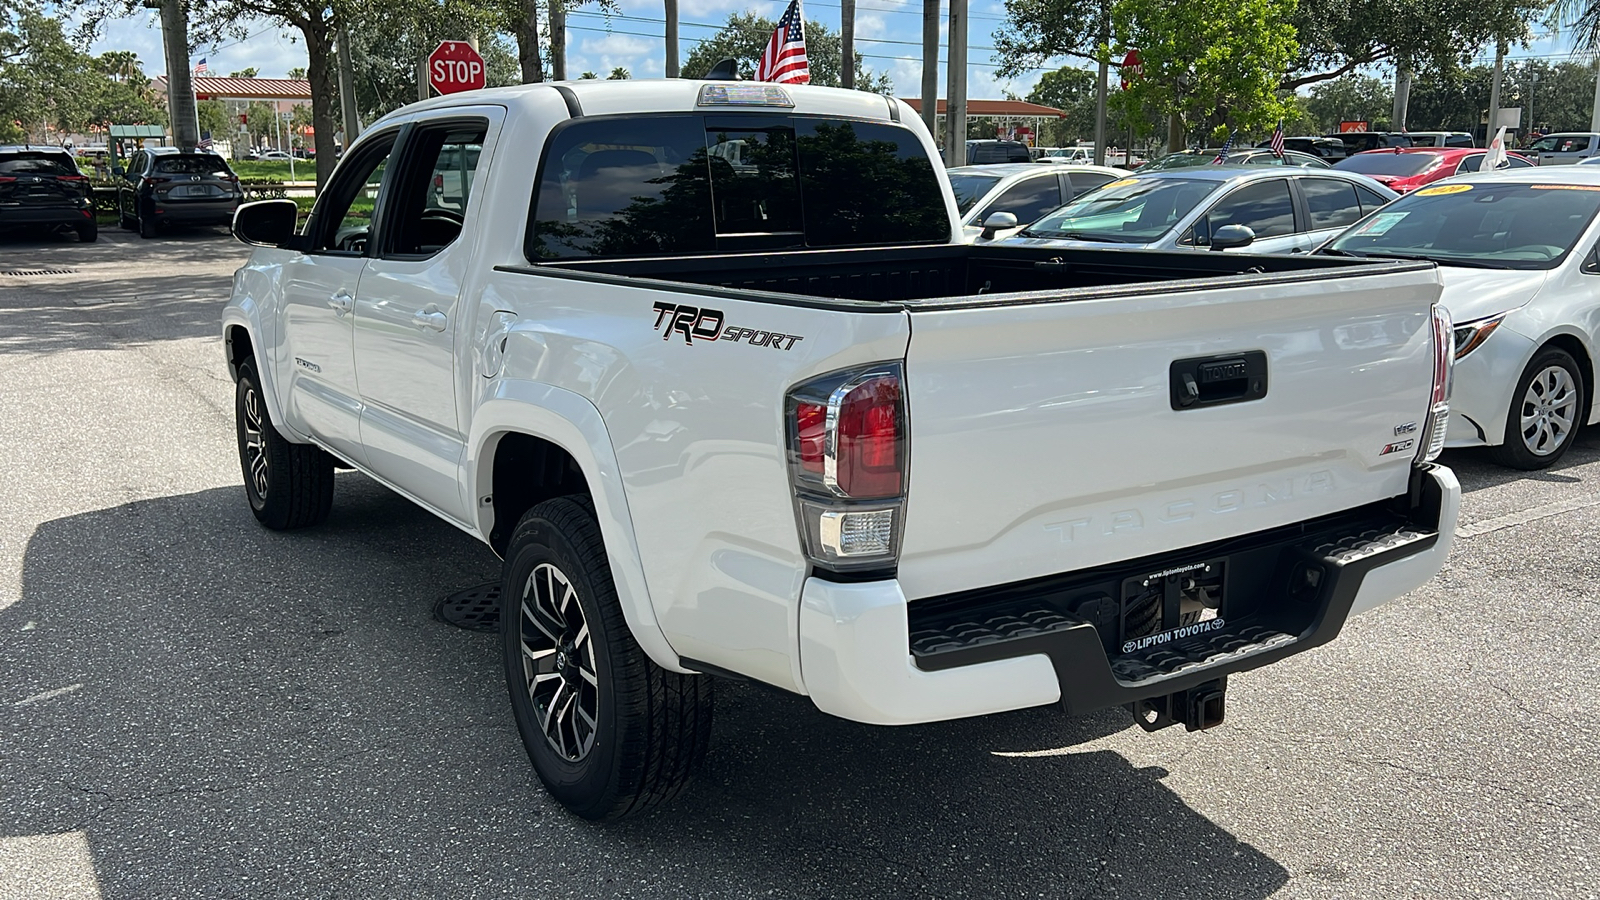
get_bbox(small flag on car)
[1211,130,1237,164]
[756,0,810,84]
[1269,121,1285,159]
[198,130,213,150]
[1483,126,1508,170]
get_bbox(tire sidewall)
[1500,348,1586,468]
[235,365,273,516]
[501,503,626,817]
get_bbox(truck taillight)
[786,363,907,573]
[1418,304,1453,464]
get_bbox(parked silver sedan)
[946,162,1127,242]
[1319,166,1600,468]
[998,167,1398,255]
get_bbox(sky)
[90,0,1593,105]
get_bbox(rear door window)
[974,174,1061,226]
[1065,171,1116,198]
[1300,178,1363,230]
[1355,185,1392,214]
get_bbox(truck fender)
[221,296,302,444]
[465,380,687,674]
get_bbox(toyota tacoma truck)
[222,80,1461,820]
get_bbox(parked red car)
[1333,147,1534,193]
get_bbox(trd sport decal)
[651,302,806,350]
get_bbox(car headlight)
[1452,314,1506,360]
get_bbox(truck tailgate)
[895,265,1444,601]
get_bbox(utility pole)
[841,0,855,89]
[920,0,938,144]
[1487,41,1505,142]
[337,24,361,147]
[665,0,679,78]
[1093,6,1107,166]
[1392,62,1411,133]
[944,0,967,167]
[550,0,567,80]
[1528,70,1539,136]
[146,0,199,151]
[417,50,430,101]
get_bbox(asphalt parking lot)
[1,229,1597,900]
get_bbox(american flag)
[197,130,213,150]
[756,0,810,84]
[1211,130,1237,164]
[194,57,208,74]
[1269,120,1285,159]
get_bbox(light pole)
[1529,70,1540,139]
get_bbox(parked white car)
[1321,166,1600,467]
[947,162,1126,241]
[1000,167,1398,255]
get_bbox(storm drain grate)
[0,268,78,277]
[434,581,501,632]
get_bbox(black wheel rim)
[520,562,599,761]
[241,384,269,499]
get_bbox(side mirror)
[980,211,1019,240]
[1210,223,1256,251]
[111,166,124,177]
[232,198,298,247]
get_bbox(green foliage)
[344,12,520,124]
[1304,74,1392,131]
[607,67,630,80]
[228,67,260,78]
[680,12,893,93]
[1110,0,1299,138]
[0,9,165,143]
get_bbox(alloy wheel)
[519,562,599,761]
[242,385,269,498]
[1519,365,1579,457]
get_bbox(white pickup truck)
[223,80,1461,820]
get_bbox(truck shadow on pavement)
[2,478,1288,899]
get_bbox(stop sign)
[1119,50,1142,91]
[428,41,486,95]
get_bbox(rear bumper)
[0,206,92,228]
[151,201,238,224]
[797,464,1459,726]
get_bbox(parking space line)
[1456,493,1600,539]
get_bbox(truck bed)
[505,243,1426,308]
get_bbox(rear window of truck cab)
[526,115,950,260]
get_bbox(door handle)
[328,291,353,315]
[412,308,448,332]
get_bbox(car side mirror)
[1582,244,1600,275]
[232,199,298,247]
[980,211,1019,240]
[111,166,124,177]
[1210,224,1256,251]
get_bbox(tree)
[1025,66,1098,144]
[1,8,165,142]
[229,67,259,78]
[579,71,598,79]
[344,10,519,125]
[287,66,307,79]
[1304,74,1392,132]
[1108,0,1299,146]
[607,66,630,80]
[680,12,893,92]
[196,98,232,136]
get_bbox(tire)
[138,211,156,239]
[234,362,335,529]
[1488,347,1587,470]
[117,204,133,230]
[501,497,714,820]
[76,220,97,243]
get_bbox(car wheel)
[235,361,335,529]
[117,204,133,230]
[1488,347,1587,470]
[76,220,97,242]
[502,496,714,821]
[138,211,156,239]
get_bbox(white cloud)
[581,33,651,58]
[855,14,887,39]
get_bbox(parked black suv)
[1258,136,1349,160]
[114,148,242,238]
[0,146,96,242]
[1326,132,1413,154]
[962,139,1033,165]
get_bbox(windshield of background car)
[1140,153,1211,171]
[947,173,1003,215]
[1336,152,1439,177]
[0,153,79,175]
[153,155,232,176]
[1326,182,1600,269]
[1025,176,1213,242]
